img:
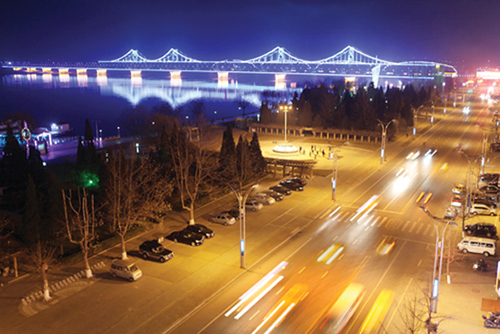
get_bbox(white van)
[110,260,143,281]
[458,236,496,257]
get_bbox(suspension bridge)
[1,45,457,87]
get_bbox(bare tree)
[235,99,251,116]
[62,188,96,279]
[397,277,453,334]
[28,239,56,302]
[102,151,172,260]
[169,122,218,225]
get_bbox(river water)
[0,71,305,137]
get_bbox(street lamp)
[229,184,257,269]
[377,119,394,164]
[420,206,457,314]
[330,142,347,201]
[411,105,423,140]
[279,104,292,143]
[117,126,120,138]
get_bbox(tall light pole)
[377,119,394,164]
[117,126,121,138]
[330,142,347,201]
[279,104,292,143]
[420,206,457,314]
[430,102,435,126]
[229,184,257,269]
[411,105,423,139]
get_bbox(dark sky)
[1,0,498,73]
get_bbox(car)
[464,223,497,238]
[480,185,500,195]
[210,214,236,226]
[479,174,499,185]
[317,242,345,264]
[286,177,307,186]
[139,240,174,263]
[474,198,497,209]
[279,180,304,191]
[220,209,242,221]
[269,185,292,196]
[451,195,462,207]
[166,230,204,246]
[251,193,276,205]
[470,203,497,216]
[376,236,396,255]
[185,224,214,238]
[424,148,437,157]
[244,200,263,211]
[444,207,459,219]
[259,190,285,201]
[406,151,420,160]
[473,193,497,203]
[452,184,466,194]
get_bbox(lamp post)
[411,105,423,140]
[330,142,347,201]
[461,151,482,229]
[117,126,120,138]
[420,206,457,314]
[377,119,394,164]
[229,184,257,269]
[279,104,292,143]
[431,102,435,126]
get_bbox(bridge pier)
[275,74,286,90]
[170,71,182,86]
[58,68,69,74]
[76,69,87,75]
[218,72,228,87]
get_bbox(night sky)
[1,0,499,73]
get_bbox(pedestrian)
[322,150,325,157]
[406,132,408,138]
[309,151,312,157]
[311,145,313,151]
[299,146,302,152]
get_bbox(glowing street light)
[377,119,394,164]
[279,104,292,143]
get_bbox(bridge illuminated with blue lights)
[1,46,457,87]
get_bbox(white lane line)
[408,221,417,233]
[401,220,410,232]
[378,217,388,228]
[422,225,432,236]
[415,223,424,234]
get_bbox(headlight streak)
[350,195,378,222]
[263,303,296,334]
[326,247,344,265]
[225,261,287,318]
[234,276,284,320]
[329,206,341,217]
[251,300,285,334]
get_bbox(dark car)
[464,223,497,238]
[286,177,307,186]
[474,198,498,209]
[269,185,292,196]
[221,209,243,220]
[279,180,304,191]
[479,185,500,195]
[260,190,285,201]
[185,224,214,238]
[139,240,174,263]
[166,230,204,246]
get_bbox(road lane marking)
[401,220,411,232]
[321,271,328,279]
[386,277,414,329]
[249,310,260,321]
[378,217,387,228]
[415,223,424,234]
[298,267,306,274]
[371,217,380,227]
[423,225,432,236]
[386,219,402,230]
[408,221,417,233]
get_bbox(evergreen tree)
[298,101,313,127]
[27,146,46,185]
[42,172,65,240]
[19,175,40,245]
[235,135,252,182]
[249,132,266,175]
[75,120,100,188]
[218,124,236,181]
[1,125,27,187]
[260,102,273,124]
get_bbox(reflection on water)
[1,72,301,136]
[2,72,301,110]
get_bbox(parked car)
[479,185,500,195]
[279,180,304,191]
[139,240,174,263]
[209,214,236,226]
[470,203,497,216]
[259,190,285,202]
[452,184,466,194]
[451,195,462,207]
[479,173,499,182]
[464,223,497,238]
[474,198,497,209]
[473,193,497,203]
[244,200,263,211]
[185,224,214,238]
[286,177,307,186]
[269,185,292,196]
[166,230,204,246]
[220,209,242,221]
[251,193,276,205]
[110,260,142,281]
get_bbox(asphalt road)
[4,87,500,334]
